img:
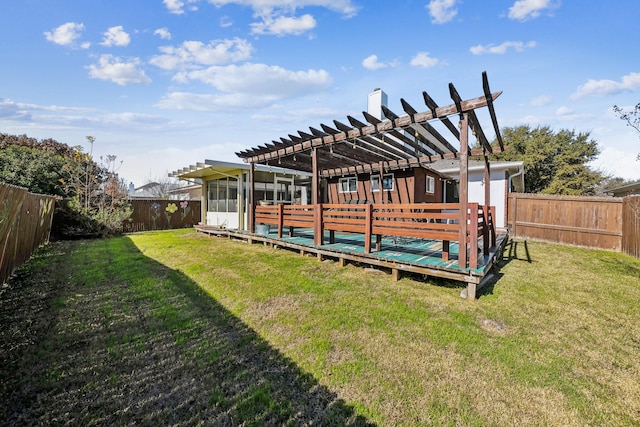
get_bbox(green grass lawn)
[1,229,639,426]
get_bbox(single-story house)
[170,159,312,230]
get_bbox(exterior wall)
[206,211,239,229]
[463,172,508,228]
[446,170,509,228]
[326,169,443,205]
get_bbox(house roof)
[169,158,312,180]
[235,71,505,176]
[430,159,524,174]
[607,180,640,197]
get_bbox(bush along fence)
[507,193,640,259]
[0,183,56,284]
[123,199,201,233]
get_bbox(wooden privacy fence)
[124,199,201,232]
[256,202,496,269]
[507,193,640,258]
[0,183,56,284]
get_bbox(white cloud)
[508,0,557,21]
[427,0,458,24]
[150,38,253,70]
[87,55,152,86]
[154,28,172,40]
[362,54,389,70]
[470,40,536,55]
[0,98,32,120]
[164,0,200,14]
[250,13,316,36]
[571,72,640,100]
[156,91,278,110]
[100,26,131,47]
[209,1,358,36]
[44,22,89,48]
[220,16,234,27]
[529,95,552,107]
[182,63,331,95]
[410,51,440,68]
[156,63,332,111]
[555,106,573,116]
[209,0,359,18]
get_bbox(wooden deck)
[194,203,508,299]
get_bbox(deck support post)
[339,257,346,267]
[392,268,400,281]
[458,113,469,269]
[466,281,477,300]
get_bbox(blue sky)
[1,0,639,185]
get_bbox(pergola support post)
[458,113,469,269]
[249,162,255,234]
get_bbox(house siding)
[326,168,443,204]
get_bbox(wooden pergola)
[229,72,507,297]
[237,71,504,222]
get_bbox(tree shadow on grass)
[0,237,374,426]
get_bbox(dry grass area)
[1,229,639,426]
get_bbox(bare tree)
[613,103,640,160]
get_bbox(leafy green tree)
[0,133,84,196]
[0,133,131,237]
[489,125,605,195]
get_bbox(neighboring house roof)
[169,159,312,180]
[607,180,640,197]
[130,181,193,199]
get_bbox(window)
[207,177,238,213]
[371,173,394,192]
[339,177,357,193]
[426,176,435,194]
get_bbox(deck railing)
[255,202,496,269]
